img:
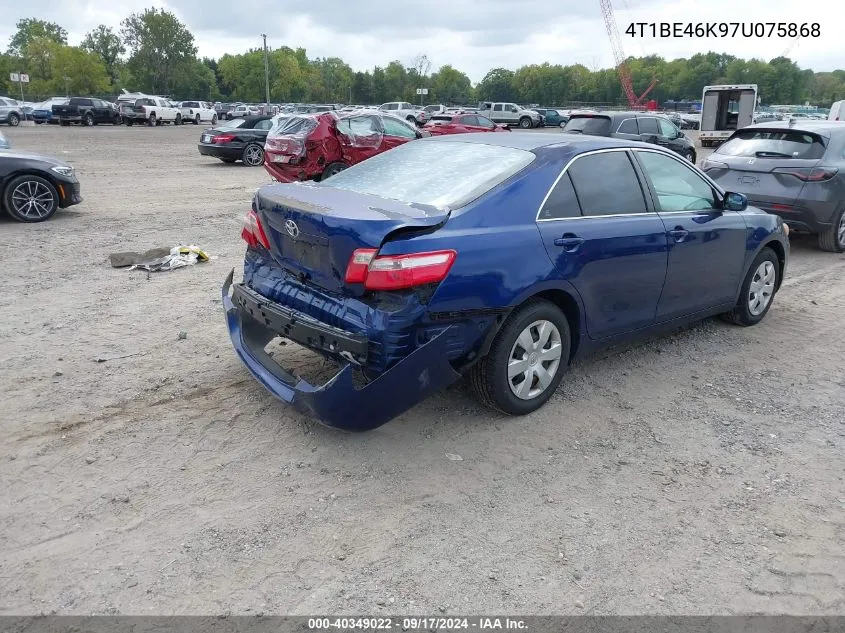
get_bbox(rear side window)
[539,172,581,219]
[568,152,647,216]
[617,118,638,134]
[715,129,826,159]
[563,116,612,136]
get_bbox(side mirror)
[723,192,748,211]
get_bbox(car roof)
[423,131,666,153]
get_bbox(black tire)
[519,117,532,129]
[212,114,218,125]
[469,299,571,416]
[195,114,201,125]
[3,175,60,222]
[60,121,70,127]
[126,119,134,126]
[148,113,157,127]
[84,112,94,127]
[242,143,264,166]
[175,114,182,126]
[818,207,845,253]
[721,247,780,326]
[321,162,348,180]
[683,149,696,163]
[8,113,20,126]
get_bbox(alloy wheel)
[748,260,776,316]
[838,212,845,248]
[244,145,263,166]
[10,180,55,220]
[507,320,562,400]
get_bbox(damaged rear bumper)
[222,269,461,431]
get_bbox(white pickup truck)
[378,102,429,125]
[478,102,541,128]
[120,95,181,126]
[179,101,218,125]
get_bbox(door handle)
[553,234,585,251]
[668,227,689,242]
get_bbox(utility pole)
[261,34,270,114]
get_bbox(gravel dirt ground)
[1,124,843,616]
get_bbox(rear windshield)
[319,140,535,209]
[269,115,318,137]
[715,129,826,159]
[221,118,246,128]
[563,115,612,136]
[136,98,155,106]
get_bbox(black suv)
[563,111,697,163]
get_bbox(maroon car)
[423,113,510,136]
[263,111,429,182]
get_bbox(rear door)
[536,149,669,339]
[737,90,756,128]
[704,128,827,212]
[633,149,748,319]
[490,103,505,124]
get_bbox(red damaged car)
[423,112,510,135]
[264,111,430,182]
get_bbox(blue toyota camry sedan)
[223,133,790,431]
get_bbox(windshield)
[319,140,535,209]
[563,115,612,135]
[715,129,826,159]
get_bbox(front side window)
[658,118,678,137]
[493,104,503,112]
[382,117,416,138]
[636,151,716,212]
[567,152,647,216]
[476,115,496,129]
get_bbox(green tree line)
[2,13,845,106]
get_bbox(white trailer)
[699,84,758,147]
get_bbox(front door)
[536,149,669,339]
[632,149,748,320]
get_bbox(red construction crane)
[598,0,658,109]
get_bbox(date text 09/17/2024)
[307,617,527,630]
[625,22,820,38]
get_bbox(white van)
[828,100,844,121]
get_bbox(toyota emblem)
[284,219,299,238]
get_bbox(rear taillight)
[345,249,456,290]
[213,133,235,144]
[773,166,839,182]
[241,210,270,249]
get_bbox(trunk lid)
[51,104,75,116]
[255,182,450,294]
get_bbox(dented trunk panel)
[255,182,450,294]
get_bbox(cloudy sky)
[1,0,841,83]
